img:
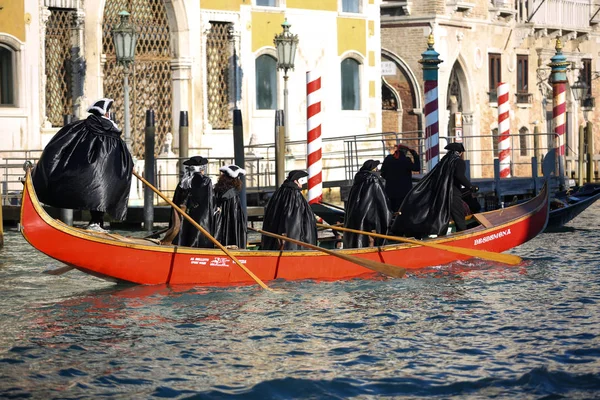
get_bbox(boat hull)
[546,185,600,231]
[21,171,549,286]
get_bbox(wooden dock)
[1,174,566,229]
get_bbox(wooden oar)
[316,223,522,266]
[132,171,274,291]
[43,265,75,275]
[249,227,406,278]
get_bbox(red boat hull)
[21,171,549,286]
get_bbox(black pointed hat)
[183,156,208,166]
[219,164,246,178]
[286,170,308,182]
[445,142,465,153]
[87,98,114,116]
[360,159,380,172]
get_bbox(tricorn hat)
[87,98,114,116]
[219,164,246,178]
[445,142,465,153]
[286,170,308,182]
[360,159,380,172]
[183,156,208,166]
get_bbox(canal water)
[0,203,599,399]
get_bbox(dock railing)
[2,129,598,207]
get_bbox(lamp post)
[112,10,137,154]
[571,74,589,186]
[274,18,299,178]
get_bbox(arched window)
[341,58,360,110]
[0,45,15,106]
[255,54,277,110]
[519,127,528,156]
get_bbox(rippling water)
[1,204,599,399]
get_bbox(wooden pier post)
[144,110,155,232]
[586,121,595,183]
[233,109,247,214]
[532,156,539,195]
[578,125,585,187]
[548,39,570,190]
[419,33,443,171]
[178,111,189,179]
[494,158,502,206]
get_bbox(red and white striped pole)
[549,39,569,188]
[497,82,511,178]
[419,34,443,171]
[306,71,322,204]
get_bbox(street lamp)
[274,18,298,165]
[112,10,137,153]
[571,75,588,106]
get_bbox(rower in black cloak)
[32,98,133,232]
[213,164,247,249]
[343,159,392,248]
[389,142,478,238]
[260,170,317,250]
[380,144,421,212]
[170,156,215,248]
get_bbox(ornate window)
[255,54,277,110]
[206,21,232,129]
[341,58,361,110]
[0,45,15,106]
[45,8,75,127]
[342,0,361,13]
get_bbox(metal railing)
[2,129,599,206]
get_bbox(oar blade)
[337,254,406,278]
[43,265,75,275]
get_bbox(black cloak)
[32,114,133,220]
[214,186,247,249]
[343,170,392,248]
[173,174,215,248]
[261,179,317,250]
[380,146,420,212]
[389,151,462,238]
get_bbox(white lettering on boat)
[190,257,209,265]
[209,257,246,267]
[474,229,512,246]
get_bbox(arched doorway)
[102,0,172,158]
[380,50,421,152]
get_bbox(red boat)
[20,170,549,286]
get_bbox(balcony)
[381,0,410,17]
[490,0,517,19]
[516,92,533,104]
[516,0,591,32]
[447,0,476,14]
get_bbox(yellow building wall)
[0,0,26,42]
[287,0,337,11]
[251,12,285,52]
[337,17,366,56]
[200,0,244,11]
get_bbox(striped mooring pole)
[549,38,570,187]
[419,33,443,171]
[306,71,322,204]
[497,82,511,178]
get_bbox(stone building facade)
[380,0,600,178]
[0,0,383,185]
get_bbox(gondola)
[546,183,600,231]
[20,166,549,286]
